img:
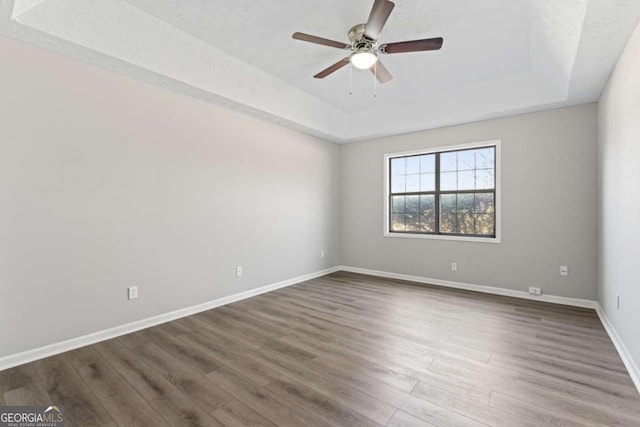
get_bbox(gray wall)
[0,37,341,358]
[341,104,598,300]
[598,22,640,368]
[0,33,605,362]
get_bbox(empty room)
[1,0,639,426]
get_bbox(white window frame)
[383,139,502,244]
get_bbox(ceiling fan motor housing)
[349,24,377,61]
[349,24,373,44]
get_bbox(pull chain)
[374,62,377,98]
[349,63,353,96]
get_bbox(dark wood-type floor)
[1,272,639,426]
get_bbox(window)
[384,141,500,242]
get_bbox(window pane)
[406,156,420,175]
[391,157,405,176]
[457,214,475,234]
[391,196,405,213]
[476,147,495,169]
[406,195,420,214]
[440,213,456,233]
[475,214,494,235]
[391,175,405,193]
[420,194,435,211]
[420,155,435,173]
[391,214,405,231]
[406,174,420,192]
[420,173,435,192]
[441,172,457,191]
[474,193,494,214]
[420,195,436,232]
[457,193,474,213]
[420,213,436,232]
[440,146,496,191]
[457,171,475,190]
[441,152,457,172]
[405,214,420,232]
[458,150,475,170]
[441,194,456,213]
[440,192,456,233]
[475,169,494,189]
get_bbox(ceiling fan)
[292,0,443,84]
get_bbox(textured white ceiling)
[2,0,640,142]
[120,0,532,114]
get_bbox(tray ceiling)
[2,0,640,142]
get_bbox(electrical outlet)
[236,266,243,277]
[128,286,138,300]
[528,287,542,296]
[560,266,569,276]
[451,262,458,272]
[320,250,325,259]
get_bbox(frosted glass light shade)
[350,51,378,70]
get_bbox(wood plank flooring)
[1,271,639,426]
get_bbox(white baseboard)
[338,265,598,309]
[0,266,339,372]
[595,304,640,395]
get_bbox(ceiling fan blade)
[380,37,444,54]
[364,0,395,40]
[371,60,393,83]
[292,32,350,49]
[314,58,350,79]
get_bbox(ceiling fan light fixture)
[350,51,378,70]
[293,0,443,83]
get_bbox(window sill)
[383,232,501,244]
